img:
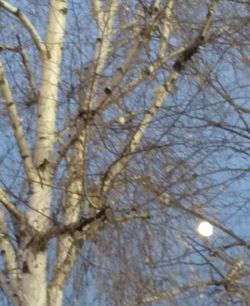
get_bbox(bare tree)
[0,0,250,305]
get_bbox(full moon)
[197,221,213,237]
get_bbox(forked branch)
[0,0,47,59]
[100,0,219,199]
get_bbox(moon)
[197,221,213,237]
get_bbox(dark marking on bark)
[15,9,21,17]
[117,67,124,75]
[104,87,112,95]
[173,36,204,72]
[22,261,30,273]
[26,234,47,252]
[78,109,86,118]
[75,207,107,232]
[39,136,47,140]
[60,7,67,15]
[38,158,49,170]
[140,27,151,38]
[172,60,183,73]
[78,109,96,121]
[145,110,153,115]
[46,48,51,59]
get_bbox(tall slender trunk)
[19,1,68,305]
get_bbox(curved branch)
[100,0,219,199]
[0,39,37,98]
[0,0,47,59]
[100,69,179,198]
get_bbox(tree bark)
[19,1,67,305]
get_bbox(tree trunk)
[18,1,67,305]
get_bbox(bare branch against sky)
[0,0,250,305]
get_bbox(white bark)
[19,1,68,305]
[0,0,47,59]
[100,0,219,198]
[159,0,174,59]
[0,271,20,306]
[48,2,120,288]
[34,0,67,169]
[0,63,38,185]
[101,72,178,196]
[83,0,118,108]
[0,0,232,305]
[0,209,19,302]
[0,189,24,221]
[49,134,86,306]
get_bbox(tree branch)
[53,38,148,168]
[48,207,149,304]
[0,0,47,59]
[0,45,19,52]
[0,194,22,305]
[0,63,38,184]
[42,206,149,242]
[112,210,150,223]
[145,181,250,250]
[16,36,37,97]
[54,6,167,167]
[91,0,104,26]
[0,271,20,306]
[34,0,67,168]
[92,0,118,75]
[159,0,174,58]
[100,0,219,199]
[84,0,118,114]
[126,280,225,306]
[42,207,106,241]
[0,208,19,294]
[0,189,24,221]
[100,69,179,198]
[49,132,87,305]
[0,39,37,100]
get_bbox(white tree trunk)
[19,1,67,305]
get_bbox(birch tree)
[0,0,250,305]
